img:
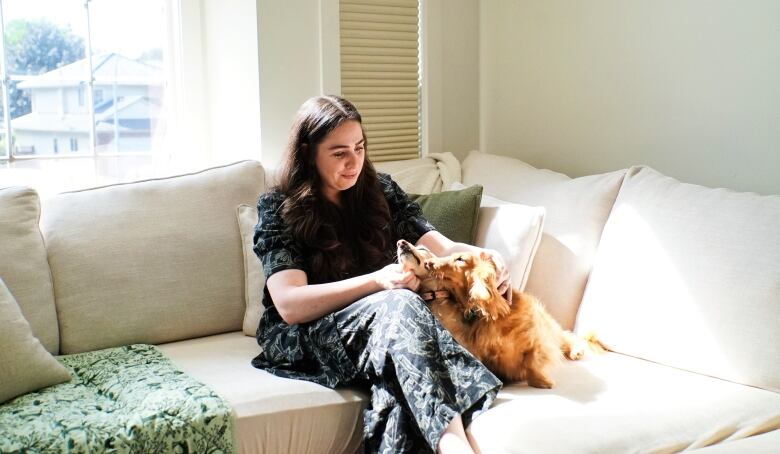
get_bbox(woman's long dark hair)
[276,95,393,284]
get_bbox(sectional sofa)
[1,151,778,453]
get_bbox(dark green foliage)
[4,19,85,118]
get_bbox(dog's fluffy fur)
[397,239,587,388]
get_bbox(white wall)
[254,0,481,166]
[424,0,481,161]
[32,89,65,114]
[256,0,330,167]
[174,0,337,170]
[201,0,262,164]
[480,0,780,195]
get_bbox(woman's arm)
[416,230,512,302]
[267,264,420,325]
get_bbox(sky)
[2,0,166,59]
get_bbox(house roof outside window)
[17,53,163,89]
[12,53,162,139]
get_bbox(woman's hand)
[484,249,512,304]
[372,263,420,292]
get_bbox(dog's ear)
[467,276,495,320]
[469,278,492,302]
[478,251,497,268]
[468,259,510,320]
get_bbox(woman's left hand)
[484,249,512,304]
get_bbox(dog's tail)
[582,330,609,354]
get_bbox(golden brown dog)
[397,239,587,388]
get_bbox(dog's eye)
[455,256,465,262]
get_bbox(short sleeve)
[253,191,306,278]
[378,173,436,245]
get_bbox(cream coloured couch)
[2,152,778,453]
[456,152,780,453]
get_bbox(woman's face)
[314,120,365,204]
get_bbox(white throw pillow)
[451,182,545,292]
[576,166,780,392]
[237,204,265,336]
[0,278,71,404]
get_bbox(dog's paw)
[566,341,586,360]
[562,331,588,360]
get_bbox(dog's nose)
[424,261,432,270]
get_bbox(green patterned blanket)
[0,344,235,453]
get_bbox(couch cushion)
[0,187,59,353]
[475,199,545,292]
[0,278,70,404]
[469,352,780,453]
[462,152,625,330]
[158,332,366,454]
[40,161,266,354]
[694,430,780,453]
[576,166,780,392]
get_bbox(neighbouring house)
[13,53,163,155]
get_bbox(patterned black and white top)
[251,173,436,387]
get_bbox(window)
[0,0,175,192]
[339,0,422,161]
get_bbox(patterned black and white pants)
[334,289,502,453]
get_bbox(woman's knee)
[359,290,431,328]
[386,290,438,330]
[394,288,422,300]
[390,289,426,311]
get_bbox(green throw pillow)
[410,185,483,244]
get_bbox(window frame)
[0,0,169,162]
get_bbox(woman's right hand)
[372,263,420,292]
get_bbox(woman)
[252,96,511,453]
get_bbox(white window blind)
[339,0,421,162]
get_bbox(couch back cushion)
[462,152,625,330]
[0,187,59,353]
[40,161,265,354]
[576,166,780,392]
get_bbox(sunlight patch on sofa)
[576,203,735,378]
